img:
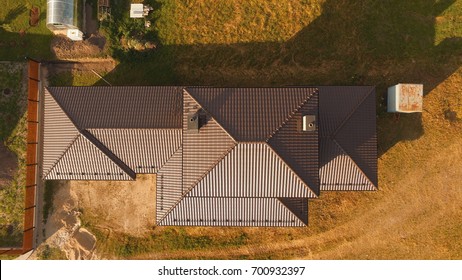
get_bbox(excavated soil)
[51,35,107,60]
[31,175,156,259]
[70,174,157,236]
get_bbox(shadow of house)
[100,0,462,156]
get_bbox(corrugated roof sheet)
[188,143,316,198]
[318,86,377,189]
[159,197,306,227]
[268,90,319,195]
[182,91,236,191]
[88,128,182,173]
[43,89,80,178]
[320,139,376,191]
[185,87,317,141]
[318,86,374,137]
[41,85,378,227]
[278,197,308,225]
[157,146,183,222]
[334,92,377,186]
[45,134,134,180]
[47,86,183,129]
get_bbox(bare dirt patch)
[0,143,17,189]
[71,174,157,236]
[51,35,107,60]
[30,181,97,260]
[32,174,156,259]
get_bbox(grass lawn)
[0,62,27,247]
[0,0,53,60]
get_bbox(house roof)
[318,86,377,190]
[47,86,183,129]
[42,86,377,227]
[185,87,316,141]
[42,87,183,180]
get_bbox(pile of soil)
[51,35,107,59]
[31,181,97,260]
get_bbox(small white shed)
[387,84,423,113]
[130,4,144,18]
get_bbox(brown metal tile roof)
[42,89,80,178]
[88,128,182,173]
[319,139,376,191]
[187,143,316,198]
[45,134,134,180]
[278,197,308,225]
[268,90,319,195]
[185,87,317,141]
[157,146,183,222]
[318,86,374,137]
[318,86,377,189]
[46,86,183,129]
[159,197,306,227]
[182,91,236,191]
[41,85,378,227]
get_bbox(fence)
[0,60,40,256]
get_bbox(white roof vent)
[303,115,316,132]
[66,29,83,41]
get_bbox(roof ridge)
[81,130,136,179]
[265,143,318,198]
[332,139,377,189]
[42,89,82,176]
[265,88,318,142]
[332,86,374,137]
[183,88,237,143]
[156,144,238,226]
[42,134,81,179]
[45,87,83,131]
[156,144,183,221]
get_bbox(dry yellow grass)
[157,0,325,45]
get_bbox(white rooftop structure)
[67,29,83,41]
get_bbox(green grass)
[0,0,53,60]
[48,70,106,86]
[82,214,248,258]
[37,244,67,260]
[0,62,27,247]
